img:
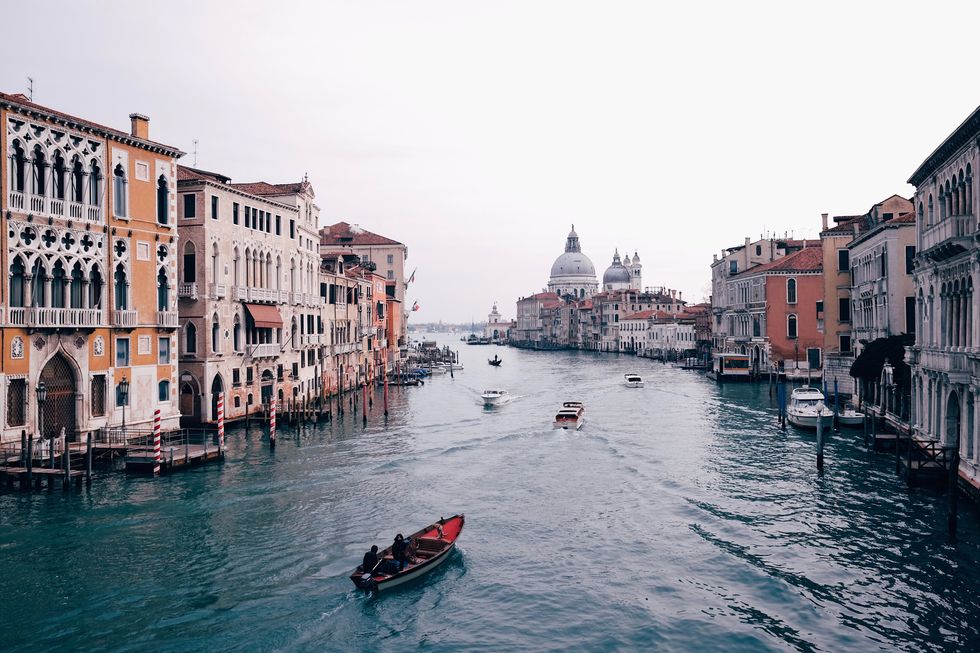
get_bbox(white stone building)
[547,226,598,299]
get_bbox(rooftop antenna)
[192,139,199,167]
[26,76,33,101]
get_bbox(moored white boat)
[624,373,644,388]
[837,408,865,428]
[787,386,828,429]
[554,401,585,430]
[481,390,510,407]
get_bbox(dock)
[118,427,224,474]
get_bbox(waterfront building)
[319,222,409,353]
[483,303,511,341]
[594,287,685,352]
[175,166,328,423]
[723,245,824,374]
[0,93,183,441]
[547,226,598,299]
[906,106,980,486]
[320,252,375,393]
[513,291,562,347]
[689,302,713,365]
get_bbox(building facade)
[1,94,183,442]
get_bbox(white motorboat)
[836,408,865,428]
[786,386,829,429]
[481,390,510,407]
[554,401,585,430]
[624,373,644,388]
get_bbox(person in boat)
[392,533,409,570]
[362,545,379,573]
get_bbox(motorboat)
[350,515,465,592]
[786,386,829,429]
[836,408,865,428]
[624,373,644,388]
[554,401,585,430]
[481,390,510,407]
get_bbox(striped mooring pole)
[269,394,277,449]
[153,408,162,476]
[217,392,225,451]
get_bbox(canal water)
[2,336,980,652]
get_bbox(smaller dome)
[602,249,631,285]
[632,251,640,263]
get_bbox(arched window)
[70,262,84,309]
[31,259,44,307]
[211,315,220,352]
[31,145,46,196]
[53,152,66,200]
[928,194,934,223]
[89,161,101,207]
[233,315,242,351]
[158,380,171,402]
[71,157,85,203]
[787,313,798,339]
[114,263,128,310]
[157,175,169,224]
[113,164,127,217]
[11,141,27,192]
[89,266,103,309]
[917,200,924,223]
[276,256,282,291]
[233,247,240,287]
[186,322,197,353]
[183,242,196,283]
[10,257,25,308]
[786,278,797,304]
[211,243,219,284]
[157,267,169,311]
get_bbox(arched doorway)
[39,353,77,440]
[946,389,961,449]
[211,374,224,422]
[261,369,274,405]
[180,374,201,425]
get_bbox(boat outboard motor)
[359,573,378,592]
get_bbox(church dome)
[602,249,631,285]
[550,225,597,279]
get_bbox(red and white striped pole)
[383,348,389,416]
[217,392,225,451]
[269,390,277,449]
[153,408,161,476]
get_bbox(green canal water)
[2,335,980,652]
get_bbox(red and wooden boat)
[350,514,465,591]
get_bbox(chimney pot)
[129,113,150,139]
[821,213,829,231]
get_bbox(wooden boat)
[350,515,465,592]
[488,355,502,366]
[554,401,585,430]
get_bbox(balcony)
[209,284,227,299]
[113,310,138,328]
[249,343,281,359]
[247,287,279,303]
[330,342,359,355]
[232,286,247,301]
[178,283,198,300]
[7,307,102,328]
[157,311,179,328]
[921,214,976,260]
[290,292,303,305]
[7,190,104,224]
[301,334,323,346]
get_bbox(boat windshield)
[796,399,822,407]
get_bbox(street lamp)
[119,375,130,435]
[36,382,48,467]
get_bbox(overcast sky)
[3,1,978,322]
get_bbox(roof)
[320,222,404,247]
[177,165,231,184]
[890,211,916,224]
[521,291,561,301]
[229,180,311,197]
[622,309,670,320]
[734,245,823,276]
[909,104,980,186]
[0,91,183,157]
[781,238,822,248]
[821,215,868,236]
[577,299,594,309]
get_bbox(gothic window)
[211,315,220,352]
[70,262,84,309]
[89,161,102,207]
[31,259,45,307]
[113,164,127,217]
[186,322,197,353]
[11,141,27,192]
[10,257,25,308]
[211,243,219,284]
[183,242,196,283]
[71,157,85,203]
[157,267,169,311]
[53,152,66,200]
[157,175,169,224]
[89,266,103,309]
[233,247,240,286]
[233,315,241,351]
[114,263,128,310]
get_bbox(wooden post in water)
[85,432,93,486]
[833,379,840,432]
[62,432,70,490]
[816,412,825,471]
[949,446,960,538]
[863,412,869,449]
[20,430,26,467]
[778,383,787,431]
[383,354,390,418]
[25,434,33,491]
[362,381,368,426]
[153,410,162,477]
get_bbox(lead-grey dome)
[603,249,630,284]
[550,225,596,278]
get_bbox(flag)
[411,300,420,312]
[407,268,416,284]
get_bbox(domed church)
[548,225,598,299]
[603,249,643,291]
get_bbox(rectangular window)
[277,364,284,381]
[183,193,196,218]
[387,254,394,265]
[729,261,738,275]
[275,215,281,235]
[292,363,299,378]
[839,334,852,353]
[91,375,106,417]
[246,368,253,385]
[838,297,851,322]
[158,380,170,402]
[807,348,821,369]
[837,249,849,272]
[116,338,130,367]
[232,369,241,386]
[7,379,26,426]
[233,202,240,225]
[211,195,219,220]
[905,246,916,275]
[387,270,394,280]
[159,337,171,364]
[815,300,824,314]
[881,253,887,278]
[289,220,295,238]
[906,296,916,334]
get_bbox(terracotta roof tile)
[177,165,231,184]
[319,222,404,247]
[229,180,310,196]
[523,291,561,301]
[735,245,823,275]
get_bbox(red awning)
[244,303,283,329]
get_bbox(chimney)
[852,222,859,238]
[129,113,149,139]
[821,213,828,231]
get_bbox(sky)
[3,1,980,322]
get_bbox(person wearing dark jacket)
[392,534,408,570]
[362,545,379,573]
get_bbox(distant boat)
[708,353,751,381]
[787,386,828,429]
[350,515,465,592]
[481,390,510,407]
[488,355,502,367]
[624,373,644,388]
[554,401,585,430]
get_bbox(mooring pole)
[269,396,277,450]
[816,411,825,471]
[25,434,33,491]
[20,430,27,467]
[362,381,368,426]
[833,379,840,432]
[62,433,70,491]
[948,446,960,538]
[85,432,93,487]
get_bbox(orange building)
[0,93,183,442]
